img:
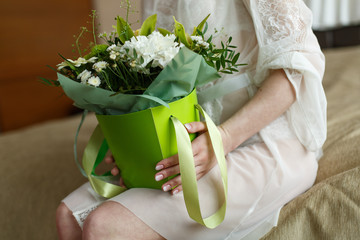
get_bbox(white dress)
[63,0,327,239]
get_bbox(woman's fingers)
[104,155,115,164]
[111,167,119,176]
[155,154,179,172]
[161,175,182,194]
[185,121,207,134]
[155,163,180,181]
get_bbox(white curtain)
[304,0,360,30]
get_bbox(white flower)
[110,52,117,60]
[56,61,68,70]
[87,76,101,87]
[77,70,92,84]
[93,61,109,72]
[68,57,87,67]
[87,57,98,63]
[120,31,181,71]
[191,36,209,49]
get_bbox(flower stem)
[92,10,97,45]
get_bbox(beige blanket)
[0,46,359,239]
[262,46,360,239]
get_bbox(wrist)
[218,125,233,155]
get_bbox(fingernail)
[185,123,191,130]
[162,184,171,191]
[173,189,179,195]
[155,174,164,181]
[155,165,164,171]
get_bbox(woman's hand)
[104,155,127,188]
[154,121,228,195]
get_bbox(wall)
[92,0,142,34]
[0,0,93,132]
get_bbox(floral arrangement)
[42,8,244,96]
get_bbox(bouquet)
[44,5,244,228]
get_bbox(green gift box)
[96,89,199,189]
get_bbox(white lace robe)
[63,1,326,239]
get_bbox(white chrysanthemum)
[77,70,92,84]
[56,61,68,70]
[93,61,109,72]
[191,36,209,49]
[87,76,101,87]
[120,31,180,71]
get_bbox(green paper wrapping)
[96,89,199,189]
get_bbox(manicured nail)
[173,189,179,195]
[185,123,191,130]
[155,165,164,171]
[162,184,171,191]
[155,174,164,181]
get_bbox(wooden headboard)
[0,0,93,132]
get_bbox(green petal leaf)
[140,14,157,36]
[117,16,135,44]
[173,17,191,48]
[192,14,211,36]
[157,27,172,36]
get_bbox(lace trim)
[73,203,101,229]
[256,0,308,45]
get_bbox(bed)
[0,44,359,239]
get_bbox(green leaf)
[221,55,226,68]
[173,17,191,48]
[46,65,57,72]
[58,53,77,72]
[157,27,171,36]
[117,16,134,44]
[216,60,221,71]
[220,70,232,74]
[38,77,60,87]
[232,53,240,65]
[192,14,211,36]
[140,14,157,36]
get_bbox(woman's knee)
[56,202,73,223]
[56,202,82,240]
[82,202,123,239]
[82,201,165,240]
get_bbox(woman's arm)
[155,69,296,194]
[220,69,296,153]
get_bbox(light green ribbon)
[170,104,228,229]
[82,125,127,198]
[80,104,227,227]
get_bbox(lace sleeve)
[243,0,327,151]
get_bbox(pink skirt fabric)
[63,137,317,239]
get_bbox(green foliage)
[192,14,210,36]
[192,24,246,74]
[173,17,192,48]
[140,14,157,36]
[157,28,171,36]
[85,44,108,59]
[117,16,135,44]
